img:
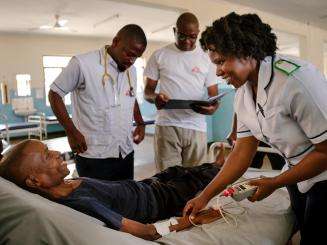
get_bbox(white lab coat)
[235,54,327,193]
[50,47,136,159]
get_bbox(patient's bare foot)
[214,143,225,167]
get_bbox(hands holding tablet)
[190,100,219,115]
[161,90,233,115]
[155,93,170,109]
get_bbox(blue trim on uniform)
[309,130,327,140]
[258,55,275,112]
[52,82,67,94]
[287,145,314,159]
[237,130,251,134]
[264,55,275,90]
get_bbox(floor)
[133,134,157,180]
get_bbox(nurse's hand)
[191,102,219,115]
[155,93,169,110]
[0,140,3,160]
[133,125,145,144]
[66,127,87,154]
[226,129,236,147]
[183,193,210,219]
[247,177,279,202]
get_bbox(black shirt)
[57,177,158,230]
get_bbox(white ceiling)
[1,0,325,50]
[225,0,327,31]
[0,0,186,42]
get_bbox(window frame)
[16,74,32,97]
[42,55,72,106]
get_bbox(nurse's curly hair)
[200,12,277,61]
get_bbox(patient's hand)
[121,218,160,241]
[191,208,222,225]
[122,209,222,241]
[170,208,222,232]
[0,140,3,159]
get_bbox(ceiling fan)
[29,14,76,32]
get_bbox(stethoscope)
[101,47,135,106]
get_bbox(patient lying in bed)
[0,140,224,240]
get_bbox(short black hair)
[117,24,147,47]
[176,12,199,28]
[0,140,31,187]
[200,12,277,61]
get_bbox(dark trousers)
[75,151,134,181]
[251,141,285,170]
[141,163,220,221]
[286,180,327,245]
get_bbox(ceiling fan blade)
[54,26,69,31]
[93,14,119,28]
[39,25,53,30]
[28,27,41,31]
[151,24,174,34]
[69,28,78,33]
[58,19,68,26]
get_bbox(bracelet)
[135,122,146,126]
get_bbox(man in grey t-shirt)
[144,12,219,171]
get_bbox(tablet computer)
[163,90,233,109]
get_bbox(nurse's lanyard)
[101,48,135,107]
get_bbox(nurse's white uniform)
[235,54,327,193]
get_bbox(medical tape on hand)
[169,217,178,226]
[153,218,178,236]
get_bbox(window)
[0,82,9,104]
[16,74,31,96]
[43,56,72,105]
[275,30,300,57]
[134,57,146,102]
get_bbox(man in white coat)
[49,24,147,181]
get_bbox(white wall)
[324,42,327,76]
[1,0,327,91]
[0,33,166,90]
[140,0,327,70]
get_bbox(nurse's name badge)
[274,59,301,76]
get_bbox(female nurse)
[183,12,327,245]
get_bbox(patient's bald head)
[0,140,38,187]
[0,140,68,190]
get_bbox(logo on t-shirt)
[191,66,201,73]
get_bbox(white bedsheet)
[158,169,294,245]
[0,168,294,245]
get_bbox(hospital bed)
[210,141,279,154]
[34,115,155,140]
[28,114,69,139]
[0,167,294,245]
[0,115,43,143]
